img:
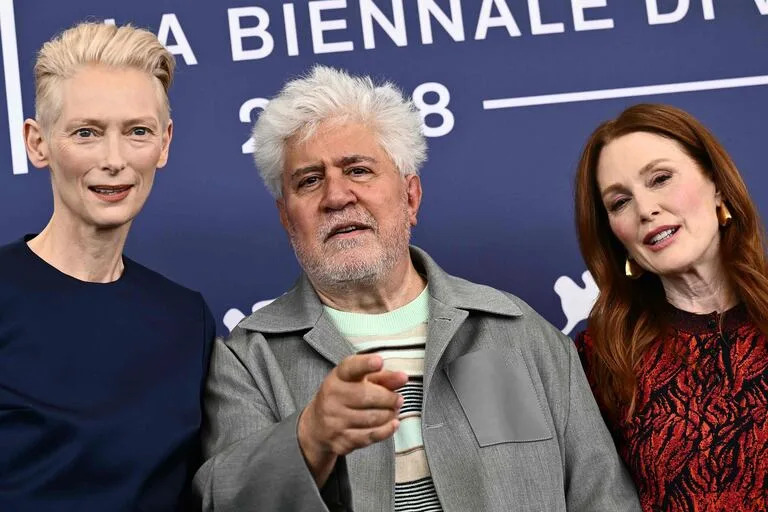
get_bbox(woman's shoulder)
[572,327,594,354]
[572,327,597,377]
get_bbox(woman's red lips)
[89,185,133,202]
[643,225,679,245]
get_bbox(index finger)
[336,354,383,382]
[366,370,409,391]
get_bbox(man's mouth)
[644,226,679,245]
[326,223,371,240]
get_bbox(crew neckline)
[323,286,430,336]
[22,234,129,286]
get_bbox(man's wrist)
[298,406,337,486]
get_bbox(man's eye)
[132,127,149,136]
[298,176,320,188]
[348,167,370,176]
[75,128,93,138]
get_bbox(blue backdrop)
[2,0,767,335]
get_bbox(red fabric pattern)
[576,304,768,512]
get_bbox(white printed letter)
[417,0,465,45]
[309,0,354,54]
[361,0,407,49]
[528,0,565,35]
[645,0,689,25]
[228,7,274,61]
[755,0,768,15]
[283,4,300,56]
[475,0,521,39]
[1,0,27,175]
[158,14,198,65]
[572,0,614,31]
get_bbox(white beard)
[289,203,412,289]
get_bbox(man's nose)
[320,172,356,210]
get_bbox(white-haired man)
[194,66,640,511]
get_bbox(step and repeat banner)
[2,0,767,335]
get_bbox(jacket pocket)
[445,348,552,446]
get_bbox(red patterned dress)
[576,304,768,512]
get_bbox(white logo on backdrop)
[223,269,599,335]
[223,299,275,332]
[554,270,598,335]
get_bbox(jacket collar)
[239,245,522,334]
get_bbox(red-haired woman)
[574,103,768,511]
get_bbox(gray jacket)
[194,247,640,511]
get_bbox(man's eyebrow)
[600,158,670,199]
[288,155,377,180]
[290,163,324,181]
[336,155,377,167]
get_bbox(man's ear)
[277,197,290,232]
[24,119,49,169]
[405,174,423,226]
[156,119,174,169]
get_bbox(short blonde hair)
[34,22,175,131]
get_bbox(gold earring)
[717,202,733,226]
[625,257,643,279]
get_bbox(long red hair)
[574,103,768,420]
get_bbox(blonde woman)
[0,23,214,510]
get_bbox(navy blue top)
[0,236,214,511]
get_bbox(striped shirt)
[324,287,443,512]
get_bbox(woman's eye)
[609,197,629,212]
[651,173,671,186]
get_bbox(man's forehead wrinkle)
[337,155,377,166]
[287,155,376,181]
